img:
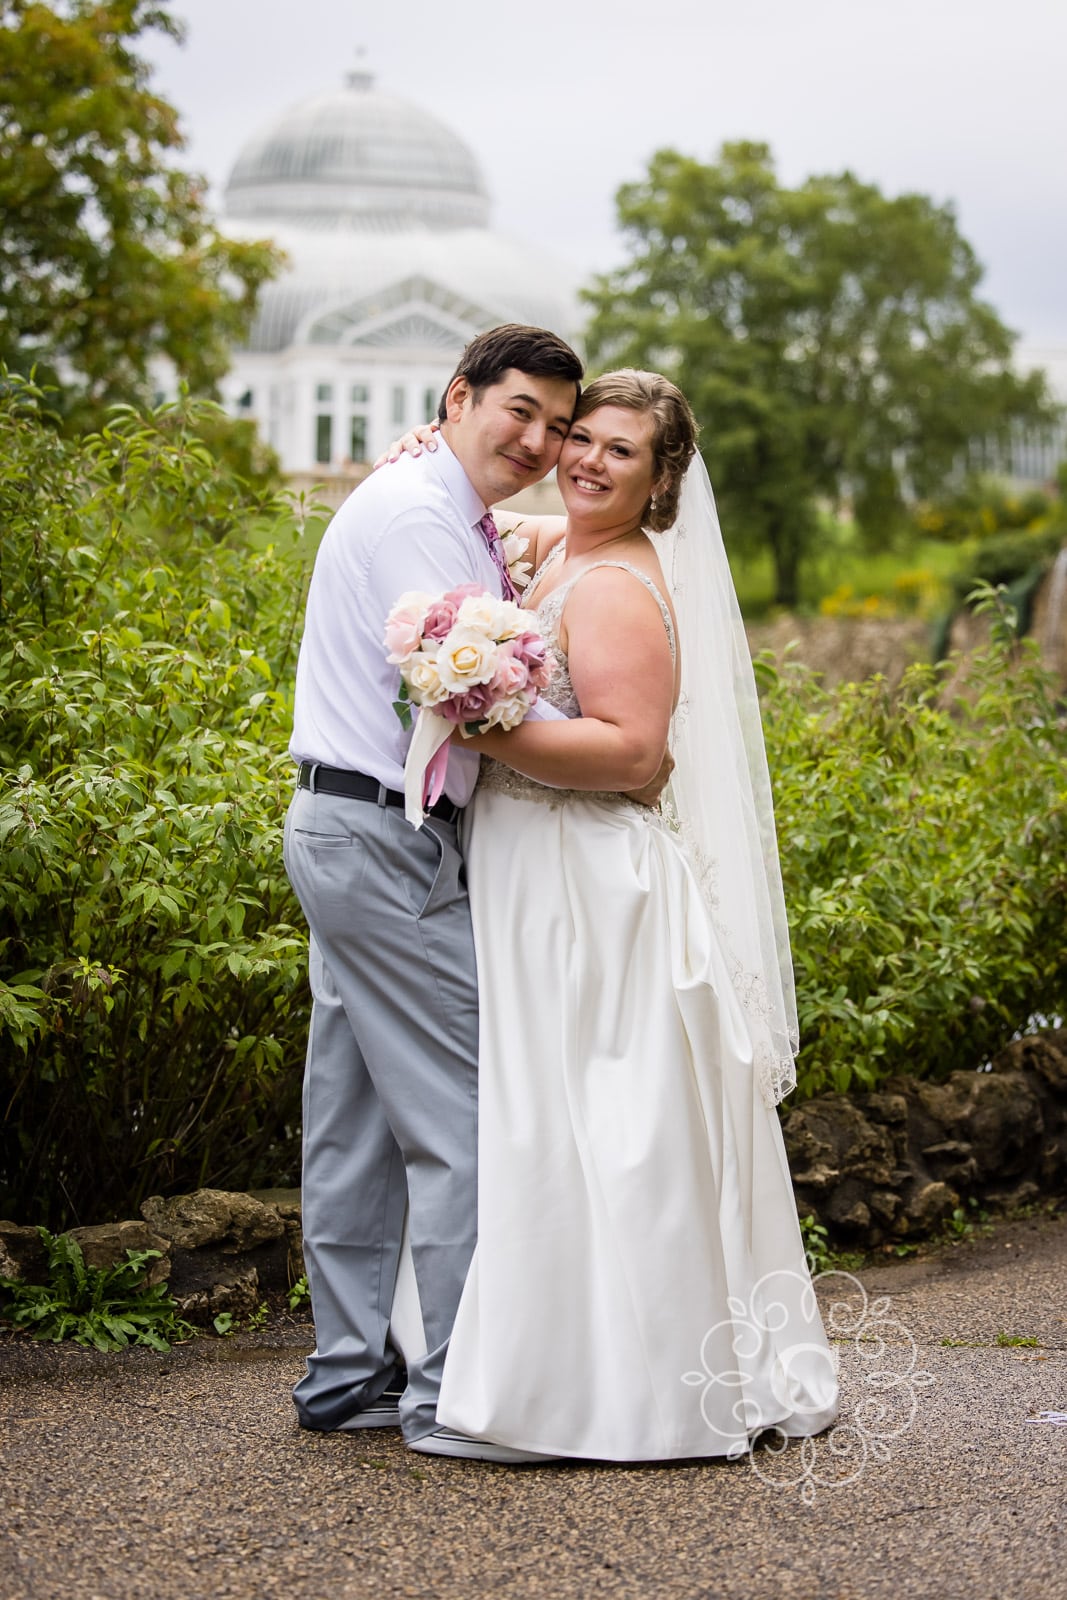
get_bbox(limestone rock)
[67,1221,171,1285]
[0,1222,47,1283]
[899,1180,958,1234]
[863,1092,909,1127]
[251,1188,305,1282]
[170,1257,261,1325]
[920,1140,979,1189]
[781,1095,899,1190]
[957,1072,1042,1182]
[984,1179,1041,1211]
[824,1191,872,1235]
[868,1190,903,1226]
[140,1189,284,1252]
[995,1031,1067,1095]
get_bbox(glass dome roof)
[223,70,490,231]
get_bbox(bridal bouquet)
[384,583,554,826]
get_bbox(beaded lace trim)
[477,550,675,808]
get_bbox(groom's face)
[443,368,577,505]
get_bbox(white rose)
[406,652,449,705]
[455,593,508,635]
[482,688,535,731]
[436,626,498,691]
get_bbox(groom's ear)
[444,376,472,423]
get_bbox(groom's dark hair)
[438,324,583,420]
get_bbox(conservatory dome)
[216,66,579,478]
[223,68,490,231]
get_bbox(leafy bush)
[0,380,312,1227]
[764,589,1067,1097]
[0,1230,192,1351]
[1,382,1065,1223]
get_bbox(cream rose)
[406,651,449,705]
[482,688,535,731]
[436,626,498,692]
[454,593,511,636]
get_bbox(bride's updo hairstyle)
[572,370,698,533]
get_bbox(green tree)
[584,142,1058,606]
[0,0,280,428]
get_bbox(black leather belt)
[297,762,462,826]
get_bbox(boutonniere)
[500,523,533,592]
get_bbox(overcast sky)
[144,0,1067,350]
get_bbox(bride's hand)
[624,747,674,808]
[373,420,440,469]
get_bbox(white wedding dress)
[394,552,839,1460]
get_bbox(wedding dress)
[410,538,840,1461]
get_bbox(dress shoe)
[408,1426,560,1464]
[330,1382,407,1430]
[334,1396,401,1429]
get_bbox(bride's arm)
[372,420,440,468]
[467,568,673,790]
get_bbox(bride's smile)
[559,405,661,530]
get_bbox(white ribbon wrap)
[403,709,453,828]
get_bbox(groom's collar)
[424,435,488,529]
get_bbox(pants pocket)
[291,829,354,848]
[395,818,466,921]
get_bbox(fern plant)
[0,1230,193,1351]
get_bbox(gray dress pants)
[283,782,479,1439]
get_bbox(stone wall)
[781,1030,1067,1243]
[0,1188,303,1326]
[1,1031,1064,1313]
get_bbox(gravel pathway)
[2,1212,1064,1600]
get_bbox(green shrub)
[1,381,1065,1222]
[0,379,312,1227]
[764,589,1067,1097]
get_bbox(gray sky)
[144,0,1067,346]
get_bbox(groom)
[284,324,583,1462]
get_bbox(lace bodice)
[478,546,675,806]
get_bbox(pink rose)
[489,643,530,697]
[421,597,459,642]
[443,582,485,606]
[384,595,430,663]
[514,631,554,689]
[439,682,496,725]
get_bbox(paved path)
[1,1211,1064,1600]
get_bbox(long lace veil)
[661,455,799,1104]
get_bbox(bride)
[393,370,838,1461]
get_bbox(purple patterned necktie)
[476,511,519,602]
